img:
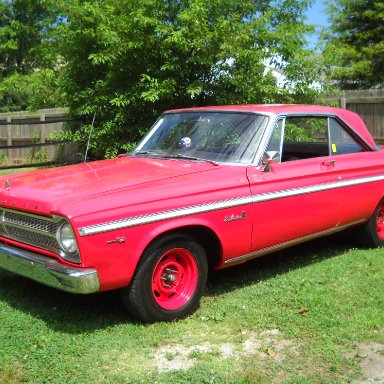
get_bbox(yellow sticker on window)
[332,143,337,153]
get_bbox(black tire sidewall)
[122,235,208,322]
[358,198,384,248]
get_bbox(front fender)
[76,205,253,291]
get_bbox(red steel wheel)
[121,235,208,323]
[151,248,198,310]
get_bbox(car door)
[324,116,384,225]
[246,115,343,253]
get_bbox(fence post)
[40,113,46,144]
[339,97,347,109]
[6,116,12,164]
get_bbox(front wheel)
[357,198,384,248]
[121,235,208,323]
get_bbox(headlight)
[56,222,79,262]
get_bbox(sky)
[305,0,330,48]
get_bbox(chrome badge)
[224,211,246,222]
[107,236,126,245]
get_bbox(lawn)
[0,233,383,383]
[0,167,42,176]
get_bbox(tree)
[324,0,384,89]
[0,0,61,111]
[55,0,320,158]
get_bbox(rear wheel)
[357,198,384,247]
[121,235,208,323]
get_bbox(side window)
[264,119,284,162]
[266,115,368,164]
[267,119,283,151]
[282,116,329,162]
[329,118,365,155]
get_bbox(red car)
[0,104,383,322]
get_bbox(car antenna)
[84,112,96,163]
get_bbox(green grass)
[0,233,383,383]
[0,167,43,176]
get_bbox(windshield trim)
[135,117,164,151]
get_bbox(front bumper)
[0,243,100,294]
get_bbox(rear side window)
[329,118,365,155]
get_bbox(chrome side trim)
[78,174,384,237]
[252,174,384,204]
[224,219,365,265]
[79,196,253,236]
[0,243,100,294]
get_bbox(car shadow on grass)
[0,231,358,332]
[205,230,358,297]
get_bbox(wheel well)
[146,226,222,268]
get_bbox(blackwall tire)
[357,198,384,248]
[120,234,208,323]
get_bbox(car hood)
[0,157,223,216]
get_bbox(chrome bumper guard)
[0,243,100,294]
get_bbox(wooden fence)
[0,108,79,168]
[319,89,384,144]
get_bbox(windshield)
[134,112,269,164]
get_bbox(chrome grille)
[0,208,61,253]
[3,211,60,233]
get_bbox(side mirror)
[262,151,280,172]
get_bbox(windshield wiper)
[132,150,165,156]
[132,151,219,166]
[160,153,219,166]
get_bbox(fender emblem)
[224,211,246,222]
[107,236,126,244]
[5,180,10,190]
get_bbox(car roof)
[164,104,377,149]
